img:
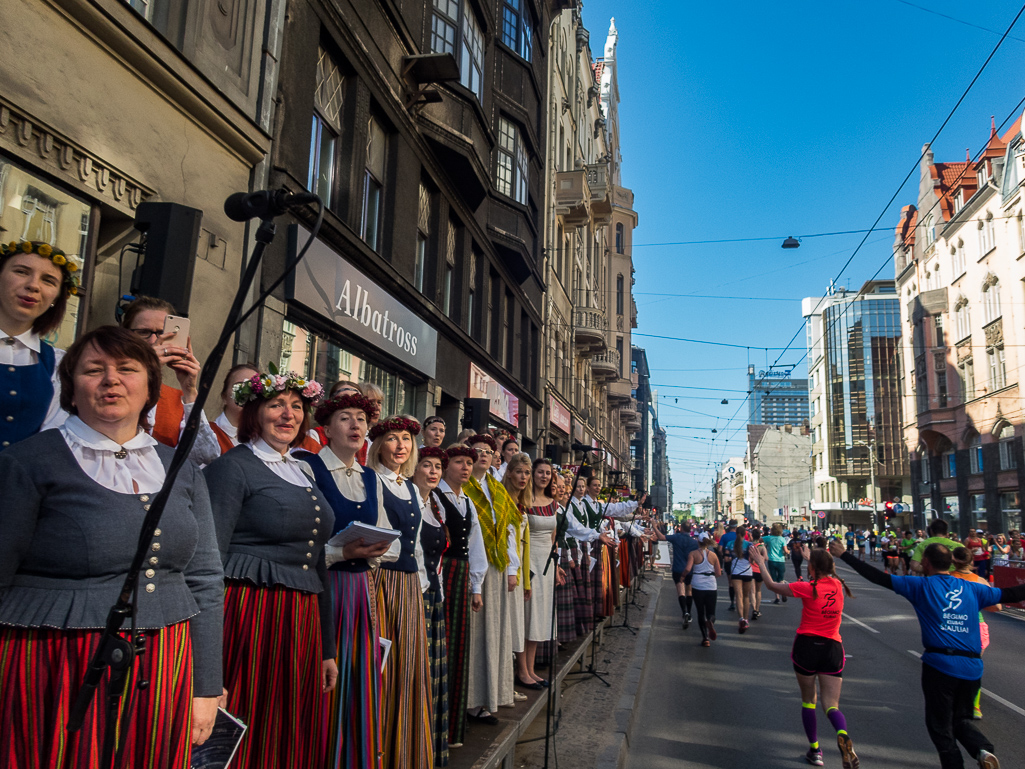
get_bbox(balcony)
[591,347,620,381]
[608,376,632,404]
[586,162,612,226]
[555,169,590,227]
[574,307,607,352]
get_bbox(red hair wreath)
[369,415,422,441]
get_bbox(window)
[615,223,624,254]
[924,214,935,247]
[502,0,533,61]
[983,279,1001,323]
[459,4,484,99]
[954,189,964,212]
[954,301,970,341]
[415,182,430,292]
[999,425,1017,470]
[958,358,975,402]
[496,117,528,205]
[616,336,624,377]
[978,162,990,186]
[504,289,515,369]
[988,345,1006,390]
[952,241,966,276]
[979,214,995,254]
[309,48,344,208]
[361,117,386,251]
[466,248,480,336]
[933,315,944,347]
[431,0,459,56]
[969,435,983,474]
[442,220,456,316]
[942,450,956,479]
[616,274,624,315]
[921,455,930,484]
[1019,213,1025,254]
[935,352,948,408]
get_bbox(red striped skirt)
[0,622,193,769]
[222,581,324,769]
[619,539,631,588]
[442,557,470,745]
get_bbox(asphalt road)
[626,558,1025,769]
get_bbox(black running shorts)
[792,634,844,677]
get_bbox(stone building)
[895,115,1025,536]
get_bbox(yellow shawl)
[464,473,518,573]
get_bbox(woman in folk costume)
[413,446,451,766]
[119,296,221,464]
[204,369,335,768]
[209,363,258,453]
[523,459,567,679]
[0,326,223,767]
[567,474,612,636]
[502,453,535,690]
[294,393,398,769]
[0,240,79,450]
[434,445,488,748]
[367,415,434,768]
[464,433,520,722]
[550,472,578,646]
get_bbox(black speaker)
[132,202,203,316]
[461,397,490,433]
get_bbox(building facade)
[743,424,811,523]
[802,280,908,528]
[896,117,1025,537]
[747,366,809,426]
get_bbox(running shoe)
[708,619,717,641]
[751,610,761,620]
[728,603,736,612]
[684,612,691,629]
[738,618,749,633]
[701,639,710,647]
[774,597,781,604]
[972,705,983,720]
[782,595,788,603]
[837,733,859,769]
[805,747,824,766]
[977,750,1000,769]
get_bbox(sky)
[579,0,1025,504]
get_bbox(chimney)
[784,424,793,433]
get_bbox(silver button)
[308,540,315,547]
[6,367,13,373]
[315,518,321,524]
[306,488,312,492]
[151,543,160,551]
[312,496,318,501]
[5,416,12,422]
[143,504,151,511]
[306,552,312,558]
[145,584,155,593]
[154,528,161,536]
[8,390,15,396]
[356,504,361,509]
[315,505,321,511]
[303,564,309,570]
[149,556,159,565]
[1,441,8,447]
[140,495,150,502]
[312,529,318,535]
[145,569,155,578]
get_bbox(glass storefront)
[970,494,987,531]
[1001,491,1021,533]
[942,496,960,528]
[0,155,90,350]
[281,319,415,417]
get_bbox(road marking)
[843,613,879,634]
[906,650,1025,718]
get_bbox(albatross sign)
[287,225,438,378]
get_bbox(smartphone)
[162,315,190,349]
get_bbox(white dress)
[525,502,558,642]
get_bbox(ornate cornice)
[0,98,154,214]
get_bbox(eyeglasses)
[130,328,163,340]
[475,448,494,456]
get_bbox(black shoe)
[782,595,787,603]
[515,677,544,691]
[774,597,781,604]
[728,604,735,612]
[751,610,761,620]
[684,612,691,629]
[468,711,500,725]
[536,678,550,688]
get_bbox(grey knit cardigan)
[0,429,224,696]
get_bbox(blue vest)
[420,495,447,593]
[0,342,55,450]
[298,452,379,573]
[379,478,422,574]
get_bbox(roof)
[593,59,605,83]
[895,204,917,248]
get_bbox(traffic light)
[884,500,895,519]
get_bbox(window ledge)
[978,245,997,261]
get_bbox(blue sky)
[580,0,1025,503]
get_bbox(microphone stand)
[66,196,324,768]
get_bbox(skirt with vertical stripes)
[222,581,324,769]
[424,585,449,767]
[572,545,594,637]
[324,569,383,769]
[602,543,616,617]
[376,568,434,769]
[0,622,193,769]
[556,549,578,643]
[619,539,631,589]
[442,557,470,745]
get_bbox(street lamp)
[852,437,883,531]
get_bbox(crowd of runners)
[661,519,1025,769]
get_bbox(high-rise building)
[748,366,809,426]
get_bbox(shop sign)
[287,226,438,378]
[469,362,519,426]
[549,395,571,433]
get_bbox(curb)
[594,570,665,769]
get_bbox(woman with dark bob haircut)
[0,325,224,766]
[203,369,337,769]
[0,240,80,449]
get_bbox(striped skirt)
[0,622,193,769]
[556,549,578,643]
[572,546,594,636]
[323,570,383,769]
[424,585,449,767]
[601,544,616,617]
[619,539,631,588]
[376,568,434,769]
[442,558,470,745]
[222,581,324,769]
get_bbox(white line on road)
[906,650,1025,718]
[843,613,879,633]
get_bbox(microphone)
[224,189,319,222]
[570,442,597,453]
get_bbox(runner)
[749,528,767,620]
[831,539,1025,769]
[749,546,859,768]
[911,519,961,574]
[764,523,789,604]
[965,530,990,582]
[682,536,722,646]
[666,522,700,628]
[730,525,755,633]
[867,530,877,561]
[790,533,806,581]
[844,529,856,553]
[882,532,901,575]
[718,522,738,612]
[951,546,1001,720]
[900,530,917,576]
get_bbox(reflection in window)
[502,0,532,60]
[362,117,386,251]
[496,118,528,205]
[308,48,345,208]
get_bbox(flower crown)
[232,365,324,406]
[446,445,479,461]
[467,433,497,452]
[314,393,377,425]
[369,416,421,441]
[418,446,449,469]
[1,240,83,295]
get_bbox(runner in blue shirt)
[830,540,1025,769]
[665,523,700,628]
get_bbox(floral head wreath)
[1,240,83,295]
[446,445,479,461]
[466,433,497,452]
[314,393,377,425]
[418,446,449,469]
[369,415,421,441]
[232,364,324,407]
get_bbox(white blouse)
[214,412,238,445]
[60,416,165,494]
[246,438,313,487]
[1,327,67,432]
